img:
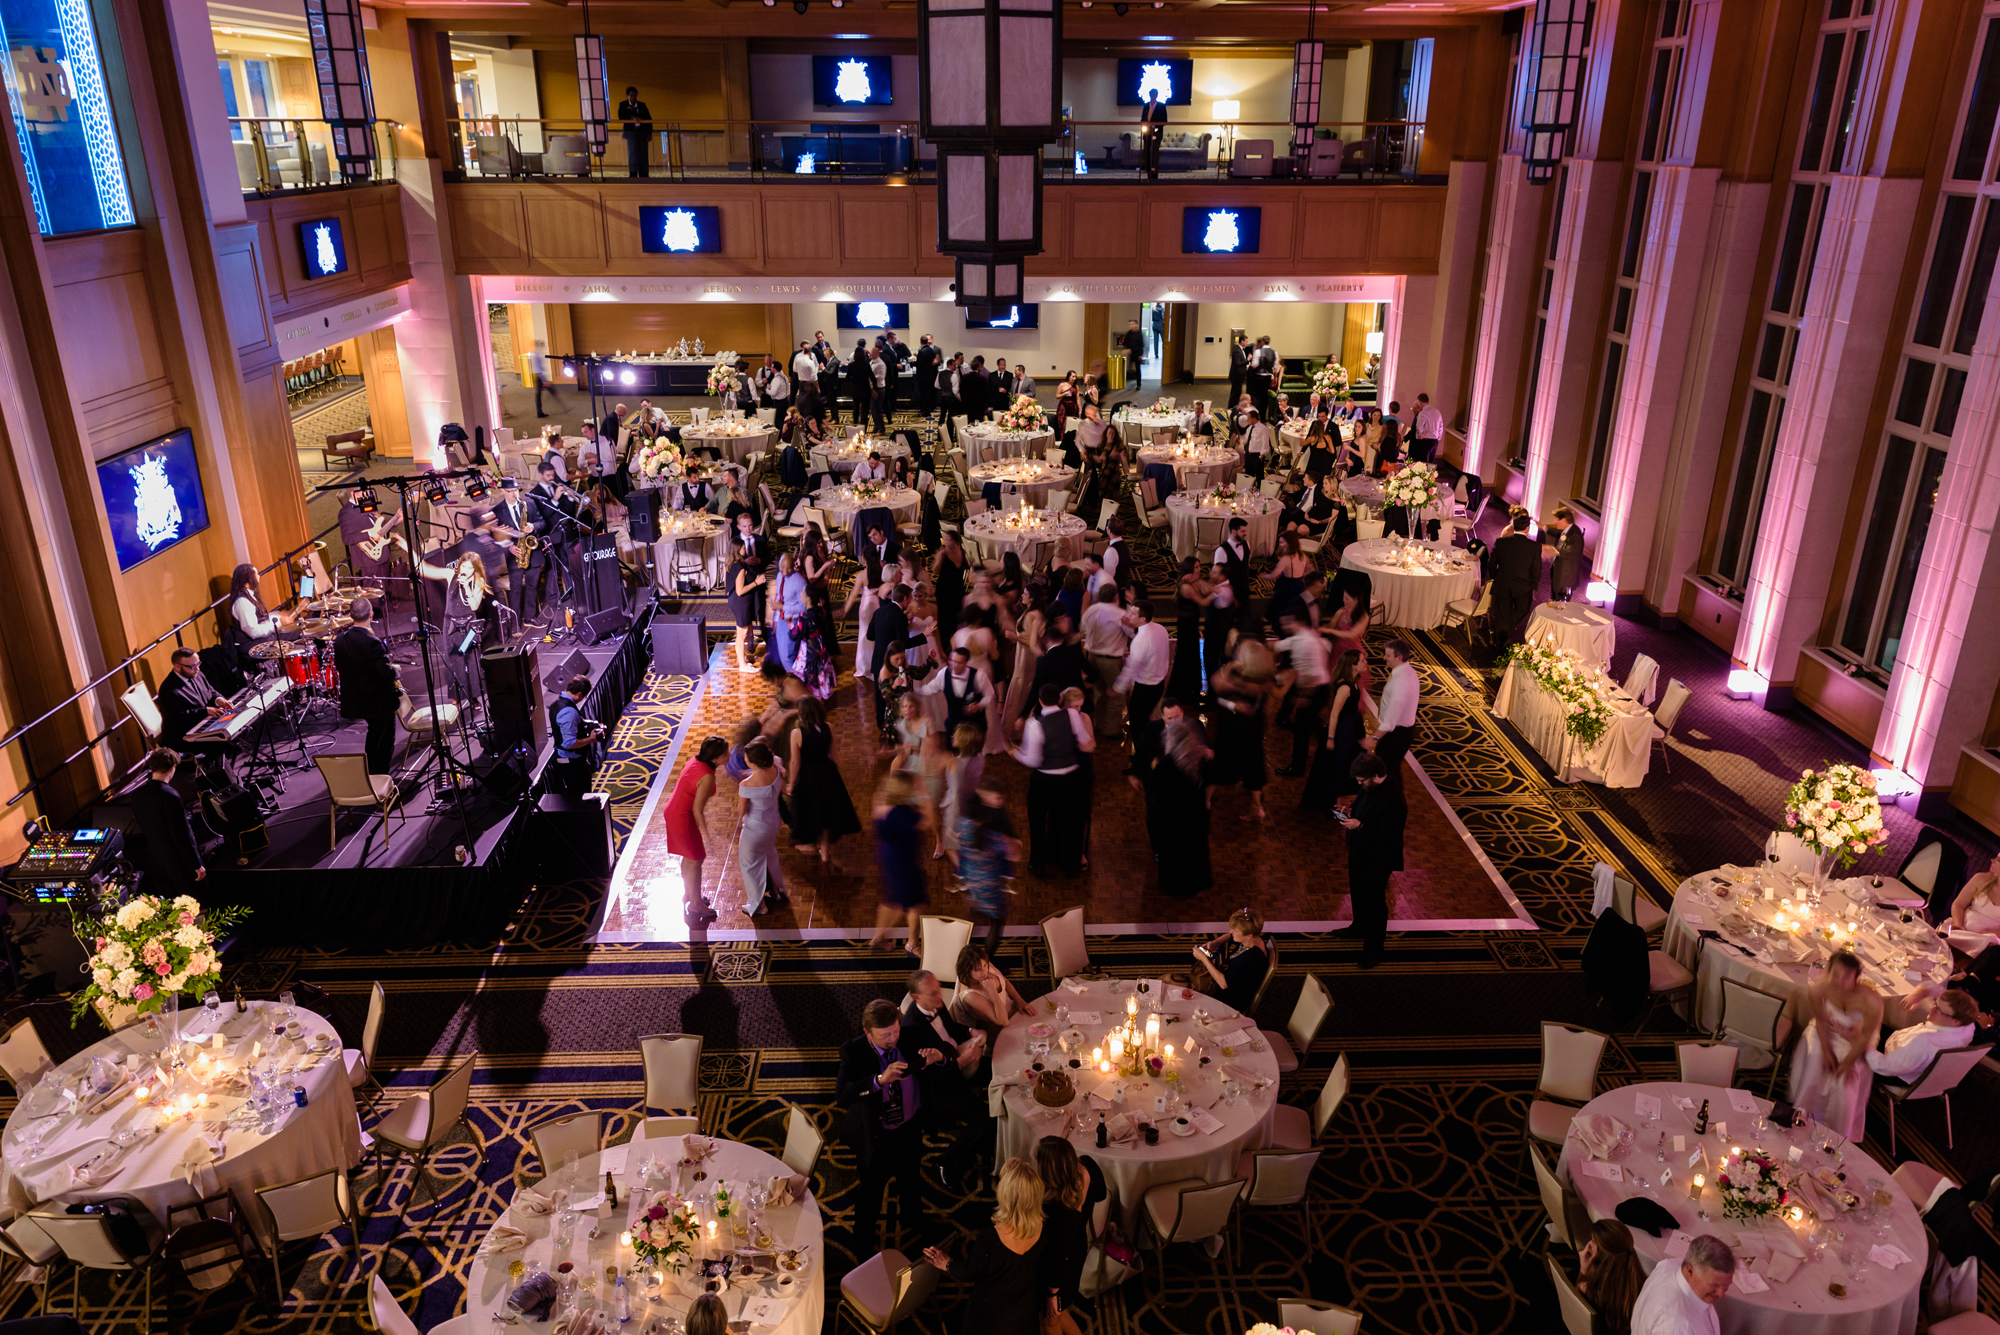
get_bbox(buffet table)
[1526,603,1618,669]
[968,460,1077,509]
[1338,537,1478,630]
[1492,659,1660,788]
[962,426,1055,461]
[1164,490,1282,561]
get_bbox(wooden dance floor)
[595,645,1528,942]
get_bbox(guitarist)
[488,478,549,627]
[339,488,404,608]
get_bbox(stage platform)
[594,643,1532,944]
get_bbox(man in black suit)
[1339,751,1405,967]
[992,358,1017,404]
[1137,87,1168,179]
[130,748,204,897]
[333,597,402,776]
[618,87,653,178]
[865,585,911,682]
[1228,334,1249,412]
[156,647,232,759]
[1487,509,1544,644]
[837,999,936,1245]
[915,335,941,417]
[1546,504,1587,603]
[1120,319,1145,388]
[489,480,549,624]
[901,969,989,1189]
[962,356,991,422]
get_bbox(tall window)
[0,0,134,234]
[1712,0,1872,591]
[1835,2,2000,679]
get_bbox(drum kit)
[246,585,386,705]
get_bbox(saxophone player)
[488,478,550,626]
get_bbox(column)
[392,157,483,463]
[1524,157,1623,519]
[1385,160,1486,446]
[1462,155,1543,482]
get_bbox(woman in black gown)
[1144,715,1213,899]
[1301,648,1366,814]
[922,1159,1045,1335]
[933,531,969,642]
[1168,557,1212,702]
[1208,640,1272,823]
[727,555,768,673]
[784,695,860,861]
[1035,1137,1106,1334]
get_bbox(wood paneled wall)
[447,182,1448,278]
[565,302,784,358]
[233,186,413,379]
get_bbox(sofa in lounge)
[1103,130,1213,171]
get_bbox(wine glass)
[278,989,295,1021]
[1222,1078,1242,1107]
[201,990,220,1028]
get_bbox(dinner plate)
[1027,1023,1055,1039]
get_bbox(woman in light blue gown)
[737,741,788,916]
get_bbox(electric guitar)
[358,514,406,561]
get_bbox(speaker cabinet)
[580,607,630,646]
[651,614,708,676]
[626,486,661,543]
[535,793,613,879]
[481,643,547,755]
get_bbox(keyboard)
[185,677,292,742]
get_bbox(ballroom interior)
[6,0,2000,1333]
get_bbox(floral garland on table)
[632,439,683,481]
[71,894,251,1026]
[1717,1148,1789,1221]
[1310,360,1352,401]
[1784,762,1888,871]
[1495,639,1613,748]
[630,1194,702,1274]
[847,481,886,502]
[704,353,741,398]
[994,394,1048,434]
[1382,460,1443,511]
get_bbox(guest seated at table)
[685,1293,728,1335]
[1036,1136,1106,1335]
[1190,401,1217,438]
[904,967,991,1189]
[1575,1219,1643,1335]
[1866,987,1978,1080]
[951,943,1031,1042]
[1373,419,1405,475]
[888,455,914,488]
[1281,472,1336,541]
[1193,907,1271,1014]
[1949,853,2000,950]
[853,451,889,482]
[1631,1232,1734,1332]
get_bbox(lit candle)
[1690,1173,1705,1199]
[620,1231,633,1249]
[1788,1206,1804,1223]
[1099,1060,1110,1075]
[196,1092,208,1108]
[1126,996,1138,1018]
[211,1033,224,1050]
[1846,921,1858,935]
[1163,1044,1174,1062]
[134,1084,150,1103]
[1092,1047,1102,1065]
[1145,1016,1160,1052]
[1109,1035,1123,1061]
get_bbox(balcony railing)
[231,118,402,196]
[444,117,1430,185]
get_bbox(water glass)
[201,990,220,1023]
[278,989,296,1020]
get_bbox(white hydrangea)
[173,925,205,949]
[171,895,201,916]
[100,941,134,970]
[92,968,112,988]
[111,967,139,999]
[113,900,153,931]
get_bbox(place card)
[1868,1244,1913,1269]
[1672,1135,1685,1153]
[1683,914,1706,927]
[1732,1271,1770,1294]
[599,1145,628,1176]
[1186,1106,1225,1135]
[568,1194,607,1214]
[1672,1097,1695,1111]
[1688,1149,1705,1170]
[1069,1012,1101,1026]
[740,1297,786,1326]
[1578,1161,1622,1182]
[1663,1231,1693,1260]
[1714,1121,1728,1139]
[1787,1146,1804,1164]
[1632,1093,1662,1120]
[1727,1089,1759,1114]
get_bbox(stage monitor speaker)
[627,487,661,544]
[535,793,613,880]
[652,614,708,676]
[471,750,529,800]
[544,649,591,698]
[579,607,629,646]
[581,533,623,613]
[482,643,547,755]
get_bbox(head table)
[1491,658,1660,788]
[0,1000,362,1248]
[1559,1081,1925,1335]
[1338,537,1478,630]
[465,1138,824,1335]
[1526,602,1618,669]
[991,977,1281,1236]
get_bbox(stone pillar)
[393,157,486,464]
[1462,155,1543,482]
[1387,160,1486,443]
[1524,157,1623,519]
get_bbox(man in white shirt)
[1631,1234,1733,1335]
[1113,602,1170,752]
[579,420,619,482]
[916,644,996,738]
[1080,585,1134,741]
[1012,683,1095,877]
[850,451,888,482]
[792,342,820,389]
[868,348,890,434]
[1212,518,1253,620]
[1867,988,1978,1080]
[1242,408,1274,481]
[1362,637,1420,790]
[1275,605,1332,776]
[1411,392,1444,463]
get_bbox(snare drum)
[280,643,317,686]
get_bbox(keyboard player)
[156,647,237,763]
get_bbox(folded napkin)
[175,1129,227,1184]
[505,1271,560,1321]
[1615,1197,1680,1238]
[511,1187,557,1217]
[85,1072,136,1116]
[477,1224,530,1258]
[69,1142,131,1190]
[1766,1251,1801,1283]
[1792,1172,1855,1216]
[767,1173,809,1208]
[1757,1224,1805,1260]
[1868,1243,1914,1269]
[1569,1111,1625,1161]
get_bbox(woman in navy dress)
[869,770,929,953]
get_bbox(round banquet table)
[1526,602,1618,668]
[681,426,776,465]
[813,484,920,536]
[1165,491,1282,561]
[814,439,912,474]
[1114,411,1193,444]
[650,513,731,591]
[1338,538,1478,630]
[1558,1081,1926,1335]
[962,426,1055,461]
[1339,475,1385,510]
[964,510,1088,561]
[968,460,1077,508]
[1661,866,1954,1057]
[0,1001,362,1246]
[992,978,1281,1236]
[1137,445,1240,486]
[465,1138,824,1335]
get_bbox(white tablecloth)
[465,1139,824,1335]
[813,485,920,535]
[1527,603,1618,669]
[992,979,1280,1236]
[1339,476,1384,510]
[1492,661,1659,787]
[0,1001,361,1243]
[652,516,732,591]
[1114,411,1194,444]
[1339,538,1478,630]
[814,440,911,474]
[962,427,1054,461]
[1138,445,1240,487]
[1662,868,1954,1041]
[968,461,1077,508]
[682,427,776,465]
[1560,1081,1925,1335]
[1165,493,1282,561]
[964,511,1087,561]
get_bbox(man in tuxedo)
[962,356,991,422]
[1248,336,1278,419]
[1229,334,1249,411]
[901,970,989,1189]
[842,521,903,668]
[599,402,627,449]
[156,647,232,758]
[334,597,403,777]
[618,87,653,178]
[837,999,935,1244]
[528,462,579,603]
[1339,751,1405,966]
[1546,505,1586,603]
[489,479,548,624]
[1137,87,1168,179]
[865,585,911,682]
[1488,509,1543,644]
[130,748,204,897]
[915,335,941,417]
[916,643,994,738]
[992,358,1017,404]
[1213,518,1255,626]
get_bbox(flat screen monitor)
[813,54,893,106]
[1118,57,1193,106]
[836,301,908,330]
[638,205,723,254]
[1182,205,1262,254]
[96,429,211,571]
[965,304,1038,329]
[298,218,348,279]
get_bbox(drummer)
[219,562,295,682]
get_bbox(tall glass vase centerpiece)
[1782,762,1889,894]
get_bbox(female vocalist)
[417,550,501,707]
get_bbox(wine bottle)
[604,1169,618,1210]
[1095,1113,1108,1149]
[1694,1098,1710,1135]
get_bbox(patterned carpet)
[6,409,1999,1333]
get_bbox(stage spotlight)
[561,360,575,378]
[357,486,379,513]
[464,473,489,501]
[620,369,636,384]
[423,477,449,505]
[830,0,843,8]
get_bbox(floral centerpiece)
[1783,762,1888,872]
[846,480,886,502]
[630,1194,702,1275]
[1246,1324,1300,1335]
[1496,638,1613,748]
[1717,1148,1789,1221]
[704,353,741,398]
[1310,360,1352,401]
[71,894,250,1028]
[1383,460,1444,511]
[1149,398,1177,414]
[632,439,683,482]
[994,394,1048,434]
[1211,482,1238,502]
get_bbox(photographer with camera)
[548,674,606,797]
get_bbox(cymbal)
[349,585,384,600]
[325,616,354,631]
[297,618,332,636]
[249,641,287,660]
[303,540,328,553]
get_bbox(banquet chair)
[1356,518,1386,540]
[253,1167,362,1309]
[1046,490,1069,515]
[1045,447,1066,466]
[837,1248,940,1334]
[1231,1149,1321,1253]
[161,1194,255,1315]
[1039,906,1091,979]
[1545,1255,1599,1335]
[395,684,462,770]
[1137,488,1169,533]
[1610,874,1668,935]
[0,1016,53,1092]
[1086,498,1120,552]
[1932,1318,2000,1335]
[1279,1298,1363,1335]
[1184,472,1212,493]
[1527,1023,1609,1147]
[1881,1044,1993,1154]
[373,1052,484,1218]
[1528,1140,1588,1249]
[0,1212,62,1314]
[639,1115,700,1140]
[1250,938,1282,1018]
[1028,540,1055,572]
[342,981,388,1118]
[1141,1177,1244,1282]
[1766,830,1817,875]
[1891,1160,1956,1214]
[1651,679,1691,772]
[312,754,402,850]
[1140,477,1162,510]
[31,1196,167,1327]
[372,1273,475,1335]
[806,508,847,557]
[780,1103,825,1180]
[1441,584,1491,645]
[1194,516,1226,552]
[1675,1040,1739,1087]
[1273,1052,1348,1149]
[1716,976,1793,1089]
[918,915,975,991]
[952,414,970,443]
[1635,941,1697,1037]
[529,1111,604,1183]
[1622,653,1660,706]
[640,1033,703,1120]
[937,485,960,535]
[1261,974,1332,1074]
